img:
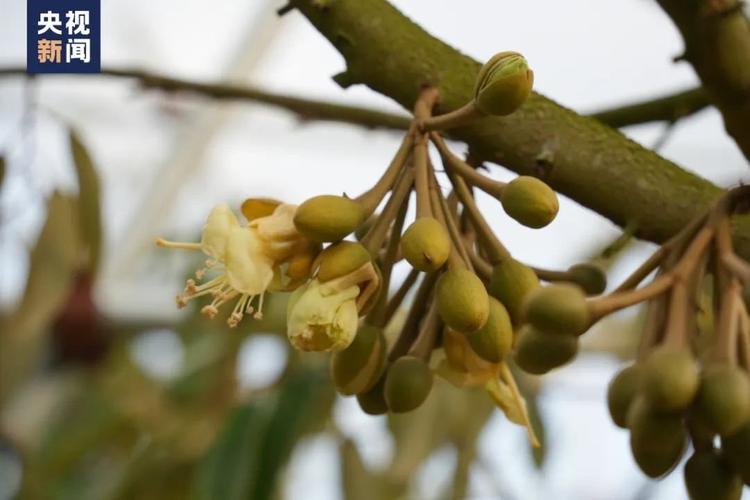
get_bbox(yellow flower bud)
[500,176,559,229]
[384,356,433,413]
[467,297,513,363]
[294,195,366,242]
[286,279,360,352]
[488,257,540,325]
[474,51,534,116]
[330,324,387,395]
[436,268,490,333]
[316,241,372,283]
[567,263,607,295]
[400,217,451,272]
[523,283,591,336]
[513,325,579,374]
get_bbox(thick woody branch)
[656,0,750,159]
[288,0,750,258]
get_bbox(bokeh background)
[1,1,749,499]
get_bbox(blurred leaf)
[192,404,270,500]
[512,366,547,468]
[339,439,380,500]
[69,129,102,274]
[192,366,330,500]
[0,155,5,188]
[252,368,330,500]
[0,193,81,401]
[387,379,494,489]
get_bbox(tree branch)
[0,66,412,131]
[656,0,750,160]
[0,67,708,132]
[589,87,709,128]
[287,0,750,257]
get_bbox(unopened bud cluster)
[156,50,750,487]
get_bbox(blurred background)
[1,0,749,499]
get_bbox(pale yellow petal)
[225,227,274,295]
[200,203,239,260]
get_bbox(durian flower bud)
[607,364,643,429]
[330,324,387,395]
[356,375,389,415]
[488,257,540,326]
[466,297,513,363]
[641,346,699,412]
[286,279,359,352]
[627,396,687,478]
[316,241,372,283]
[294,195,366,242]
[384,356,434,413]
[695,365,750,437]
[400,217,451,272]
[523,283,591,336]
[474,51,534,116]
[722,422,750,485]
[436,268,490,333]
[684,451,744,500]
[500,176,559,229]
[513,325,579,375]
[567,263,607,295]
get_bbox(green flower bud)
[356,374,389,415]
[523,283,591,336]
[436,268,490,333]
[466,297,513,363]
[627,396,686,478]
[607,364,643,429]
[641,346,699,412]
[684,451,743,500]
[567,263,607,296]
[695,365,750,437]
[400,217,451,272]
[294,195,365,242]
[722,422,750,485]
[317,241,372,283]
[513,325,579,375]
[384,356,434,413]
[488,257,540,325]
[474,51,534,116]
[500,176,559,229]
[331,324,387,395]
[286,279,359,352]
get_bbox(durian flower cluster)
[157,49,750,492]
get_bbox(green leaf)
[69,129,102,275]
[191,367,331,500]
[0,193,81,401]
[339,439,380,500]
[192,404,270,500]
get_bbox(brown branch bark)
[656,0,750,159]
[288,0,750,258]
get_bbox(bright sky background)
[1,0,749,498]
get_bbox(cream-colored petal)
[225,227,274,295]
[200,203,240,260]
[252,204,300,243]
[286,280,360,352]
